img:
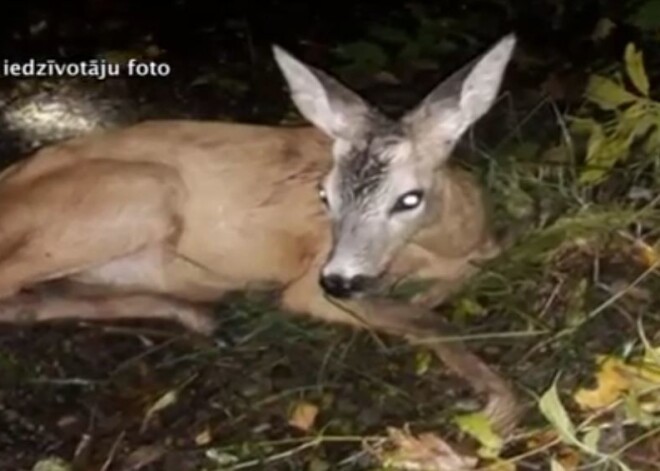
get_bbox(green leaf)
[389,278,436,301]
[568,116,599,135]
[414,349,433,376]
[550,459,567,471]
[454,411,503,458]
[32,458,72,471]
[582,427,601,453]
[624,43,650,96]
[579,123,606,184]
[585,75,638,110]
[539,381,579,447]
[624,392,657,427]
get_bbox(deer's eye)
[318,187,329,207]
[391,190,424,213]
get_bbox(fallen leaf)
[195,426,213,446]
[415,349,433,376]
[539,382,579,447]
[376,426,478,471]
[573,354,660,411]
[633,239,660,268]
[31,458,72,471]
[556,446,582,470]
[141,389,178,432]
[288,401,319,432]
[454,411,503,458]
[123,445,167,471]
[574,356,630,410]
[485,458,517,470]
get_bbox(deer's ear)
[273,45,376,142]
[403,34,516,166]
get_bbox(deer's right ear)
[272,45,374,142]
[403,34,516,167]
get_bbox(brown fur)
[0,119,521,433]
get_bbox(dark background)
[0,0,654,162]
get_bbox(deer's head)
[273,34,516,299]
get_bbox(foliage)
[570,43,660,185]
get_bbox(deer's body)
[0,36,522,433]
[0,120,493,311]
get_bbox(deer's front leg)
[281,269,521,435]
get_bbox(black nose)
[319,274,369,298]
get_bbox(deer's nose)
[319,274,370,298]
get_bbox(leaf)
[585,75,638,110]
[638,319,660,366]
[624,43,650,96]
[582,428,601,452]
[623,393,656,427]
[123,445,167,471]
[568,117,599,135]
[580,127,632,184]
[579,123,606,184]
[591,18,617,41]
[32,458,72,471]
[485,459,516,471]
[633,239,660,268]
[574,356,631,410]
[539,381,578,447]
[556,447,582,470]
[142,389,178,432]
[195,426,213,446]
[379,427,478,471]
[415,349,433,376]
[454,412,503,458]
[390,278,436,301]
[550,459,567,471]
[205,449,239,466]
[288,401,319,432]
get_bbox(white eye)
[318,187,329,206]
[392,190,424,213]
[402,193,421,207]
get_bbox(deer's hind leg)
[0,159,186,301]
[0,287,216,334]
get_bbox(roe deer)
[0,35,521,433]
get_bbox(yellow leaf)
[288,401,319,432]
[633,239,660,268]
[574,356,631,410]
[556,446,582,470]
[624,43,650,96]
[141,389,178,432]
[486,458,517,471]
[585,75,637,110]
[454,411,503,458]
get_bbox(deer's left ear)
[273,45,378,142]
[403,34,516,166]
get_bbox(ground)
[1,1,660,470]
